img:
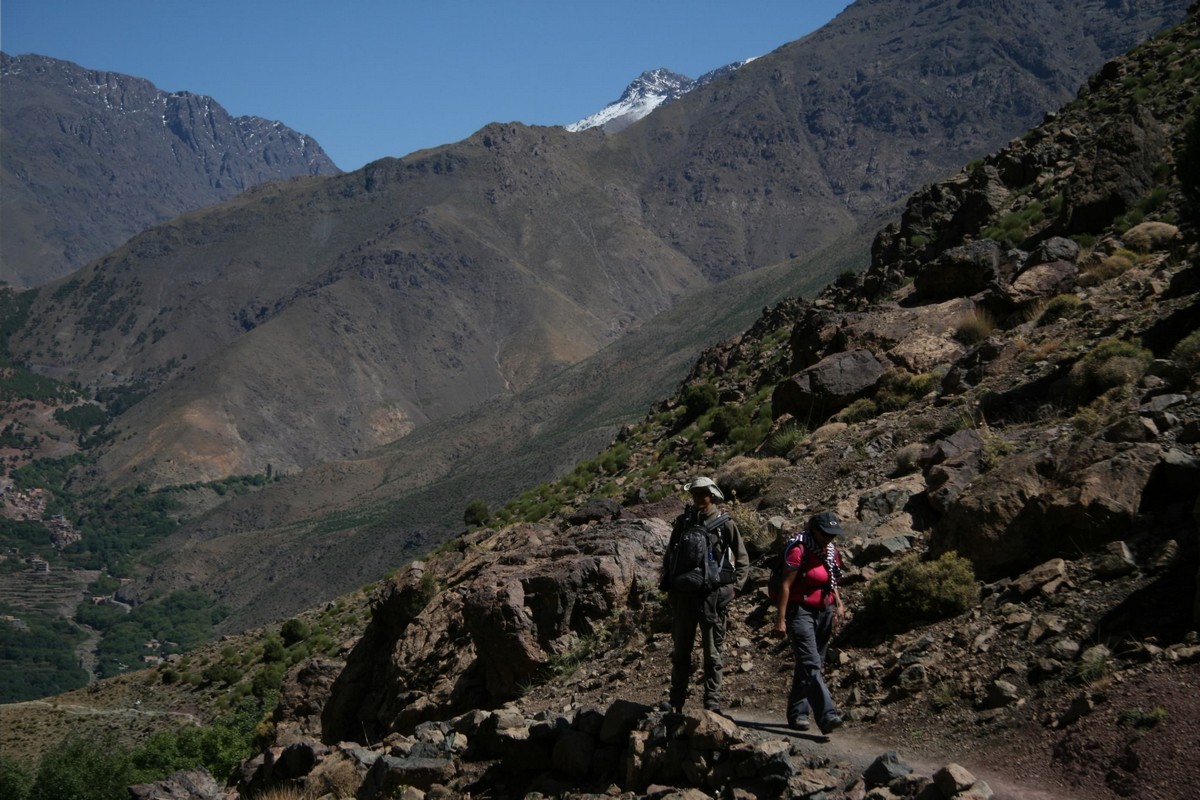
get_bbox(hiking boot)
[818,714,844,734]
[787,717,811,731]
[703,701,723,715]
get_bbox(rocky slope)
[9,6,1195,799]
[244,6,1200,796]
[0,53,341,288]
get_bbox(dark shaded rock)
[567,498,623,525]
[913,240,1004,301]
[773,349,888,422]
[863,750,914,787]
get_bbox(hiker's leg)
[785,605,811,724]
[700,586,731,709]
[788,605,835,724]
[670,593,700,709]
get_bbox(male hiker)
[659,476,748,714]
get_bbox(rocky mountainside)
[0,52,341,288]
[564,61,752,134]
[1,0,1185,644]
[5,0,1187,496]
[3,5,1199,799]
[218,6,1200,797]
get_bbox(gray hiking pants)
[786,602,838,727]
[669,585,733,709]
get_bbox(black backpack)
[662,510,734,593]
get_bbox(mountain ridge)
[0,52,342,288]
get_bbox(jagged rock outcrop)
[320,518,669,745]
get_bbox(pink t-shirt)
[785,543,840,608]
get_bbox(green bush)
[1036,293,1082,325]
[766,423,806,456]
[1170,329,1200,375]
[463,499,490,528]
[1068,338,1153,402]
[32,734,136,800]
[709,403,752,439]
[680,383,719,423]
[835,398,878,424]
[875,369,938,411]
[280,617,310,645]
[1178,103,1200,209]
[863,552,980,633]
[0,754,34,800]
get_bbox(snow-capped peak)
[565,58,755,134]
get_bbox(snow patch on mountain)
[566,58,755,134]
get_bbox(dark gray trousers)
[786,602,838,726]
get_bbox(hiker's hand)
[773,619,787,638]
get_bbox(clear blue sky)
[2,1,852,172]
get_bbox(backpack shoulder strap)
[704,513,731,532]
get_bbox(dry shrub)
[250,786,309,800]
[727,504,772,555]
[893,442,925,475]
[952,309,996,345]
[1122,221,1180,253]
[305,756,364,799]
[1068,338,1153,402]
[716,455,786,501]
[1079,253,1133,285]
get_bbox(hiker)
[659,476,749,714]
[773,510,846,734]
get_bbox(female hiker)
[772,511,846,734]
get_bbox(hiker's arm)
[774,570,797,636]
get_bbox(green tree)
[1,754,34,800]
[280,617,309,645]
[680,382,719,423]
[463,499,490,527]
[32,735,135,800]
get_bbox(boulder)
[772,348,888,422]
[930,442,1162,579]
[128,769,221,800]
[912,240,1004,301]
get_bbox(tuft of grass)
[766,423,806,456]
[1035,294,1081,326]
[1078,253,1133,286]
[1068,338,1153,403]
[1073,649,1111,686]
[952,309,996,346]
[1118,706,1168,729]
